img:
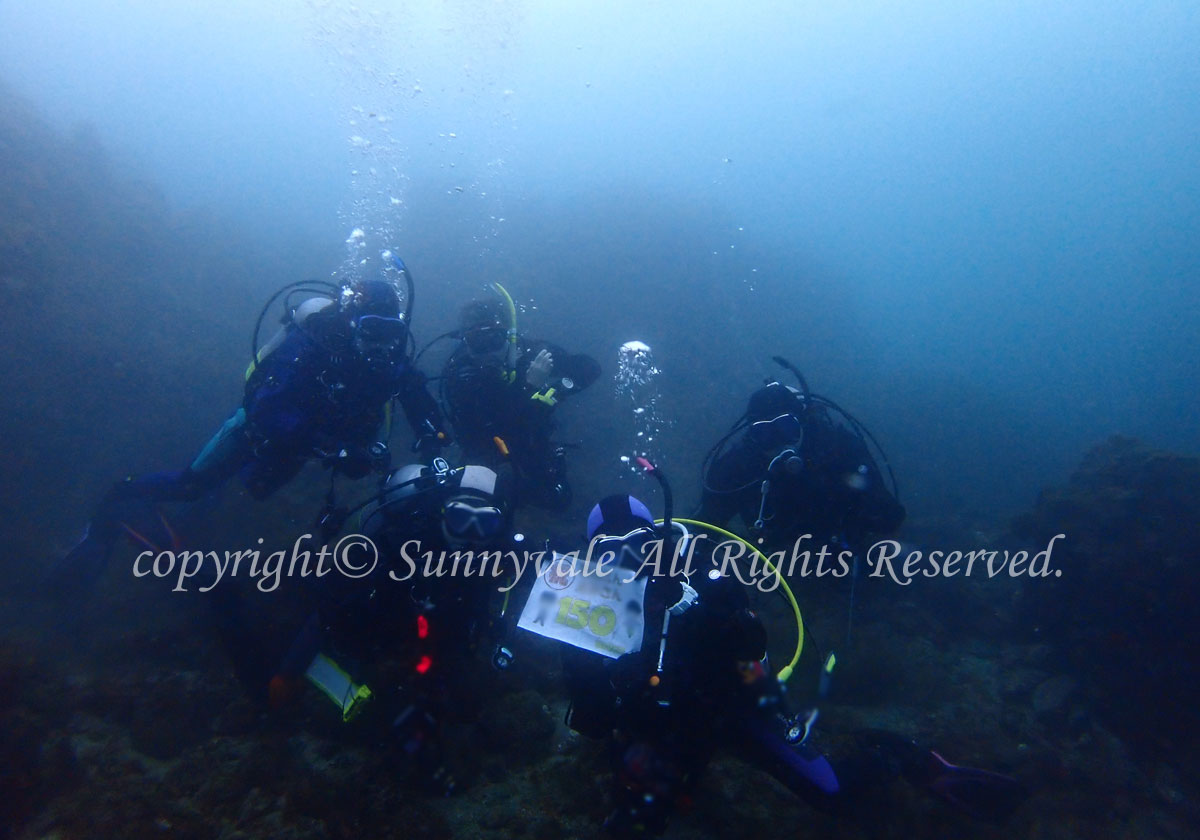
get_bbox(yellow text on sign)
[555,597,617,637]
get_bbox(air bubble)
[616,342,667,474]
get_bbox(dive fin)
[118,508,183,554]
[44,524,115,591]
[927,750,1028,822]
[45,503,182,594]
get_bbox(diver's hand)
[368,441,391,472]
[525,349,554,390]
[321,446,373,479]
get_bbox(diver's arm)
[522,340,601,400]
[480,534,534,666]
[831,424,905,540]
[395,367,449,449]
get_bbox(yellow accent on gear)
[491,282,519,383]
[244,348,266,381]
[305,653,374,721]
[659,518,805,684]
[531,387,557,406]
[342,684,373,722]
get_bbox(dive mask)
[354,314,406,354]
[590,526,659,571]
[463,323,508,354]
[749,412,803,449]
[442,498,505,540]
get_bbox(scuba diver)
[52,255,448,586]
[435,287,600,511]
[267,459,522,795]
[517,462,1026,835]
[698,356,905,553]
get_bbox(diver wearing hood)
[698,362,904,552]
[52,272,448,588]
[539,489,1024,835]
[268,459,520,795]
[438,292,600,511]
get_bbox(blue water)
[0,2,1197,838]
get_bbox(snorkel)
[771,355,811,401]
[703,355,898,503]
[491,282,519,383]
[635,456,673,543]
[773,354,899,501]
[386,251,416,324]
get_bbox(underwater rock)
[1012,436,1200,766]
[1001,667,1049,699]
[90,669,225,761]
[1031,675,1077,717]
[475,689,556,762]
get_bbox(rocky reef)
[7,430,1200,840]
[1012,435,1200,774]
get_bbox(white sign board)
[517,553,648,658]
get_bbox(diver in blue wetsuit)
[53,272,447,586]
[542,481,1026,835]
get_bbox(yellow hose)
[491,282,519,383]
[658,518,804,684]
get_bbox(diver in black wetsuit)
[698,357,905,554]
[439,291,600,511]
[533,477,1025,835]
[52,265,447,586]
[268,460,522,794]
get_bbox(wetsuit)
[560,539,921,834]
[442,338,598,510]
[698,402,904,552]
[270,474,522,793]
[55,298,445,585]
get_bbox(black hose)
[344,466,456,536]
[809,395,900,501]
[390,254,415,323]
[771,355,811,400]
[700,417,761,495]
[637,457,673,540]
[251,280,338,362]
[771,356,896,500]
[414,330,461,366]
